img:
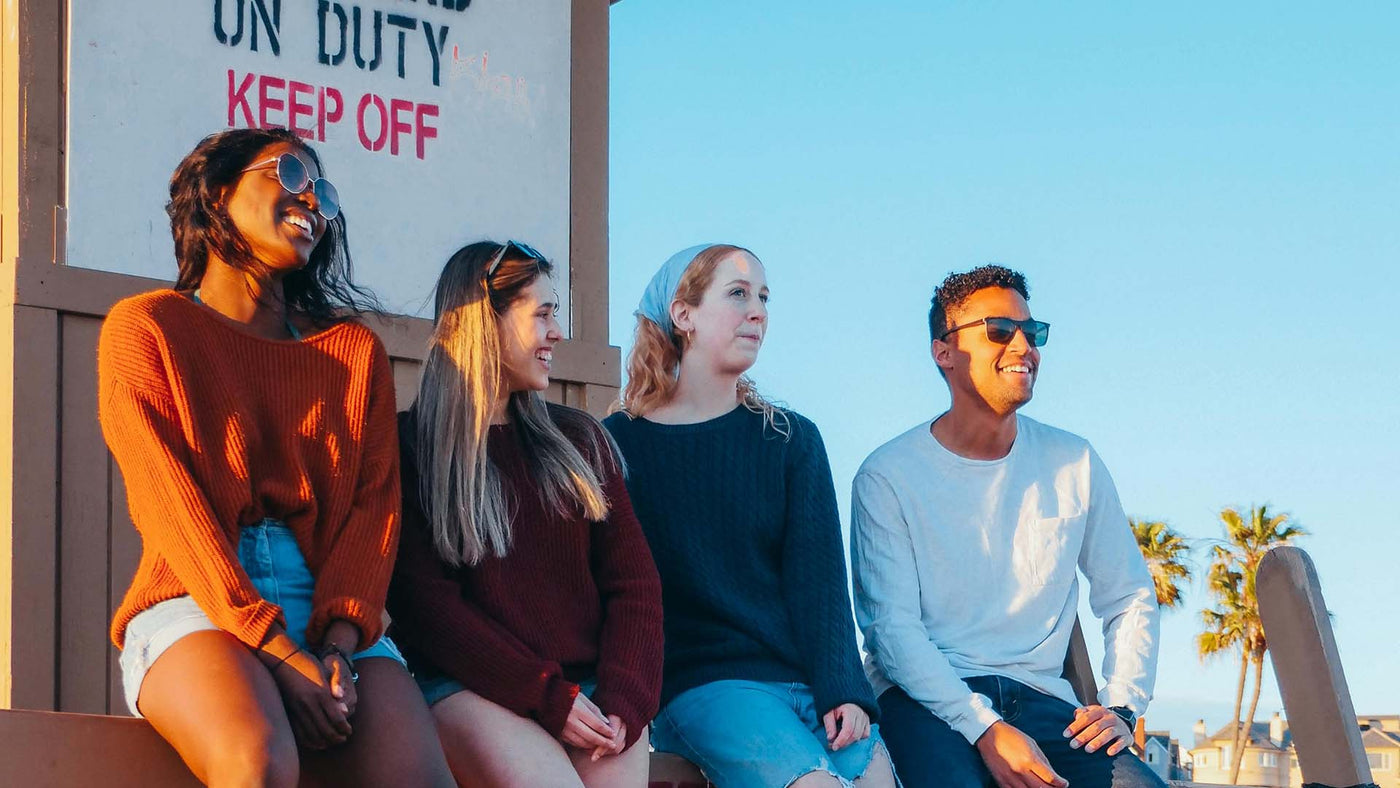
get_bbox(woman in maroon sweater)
[387,240,664,788]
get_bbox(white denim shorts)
[119,520,404,716]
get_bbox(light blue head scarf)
[635,244,716,336]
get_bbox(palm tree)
[1198,505,1307,784]
[1198,561,1251,780]
[1131,518,1192,609]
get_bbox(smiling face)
[673,251,769,377]
[220,141,327,272]
[498,273,564,393]
[934,286,1041,415]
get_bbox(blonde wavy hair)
[415,241,614,567]
[617,244,788,436]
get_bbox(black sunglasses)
[485,240,547,279]
[940,317,1050,347]
[241,153,340,220]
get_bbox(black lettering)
[406,0,470,9]
[353,7,383,71]
[248,0,281,55]
[421,21,449,87]
[318,1,349,66]
[213,0,245,47]
[386,14,416,80]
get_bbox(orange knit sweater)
[99,290,401,651]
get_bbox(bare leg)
[790,771,844,787]
[136,629,299,788]
[431,686,585,788]
[854,747,899,788]
[301,657,454,787]
[570,725,651,788]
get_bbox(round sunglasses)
[240,153,341,220]
[940,316,1051,347]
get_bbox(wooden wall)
[0,0,620,713]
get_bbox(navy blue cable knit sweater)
[603,405,878,720]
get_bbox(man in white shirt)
[851,265,1163,788]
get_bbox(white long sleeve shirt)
[850,414,1159,744]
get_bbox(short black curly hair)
[928,264,1030,343]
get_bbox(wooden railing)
[1257,546,1377,788]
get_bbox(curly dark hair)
[166,128,381,323]
[928,264,1030,343]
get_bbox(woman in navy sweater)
[604,244,897,788]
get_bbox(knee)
[377,747,455,788]
[853,748,898,788]
[205,726,298,788]
[790,770,844,788]
[384,764,455,788]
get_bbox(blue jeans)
[878,676,1165,788]
[652,680,891,788]
[120,520,404,715]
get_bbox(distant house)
[1187,713,1400,788]
[1306,715,1400,788]
[1141,729,1190,782]
[1188,714,1292,787]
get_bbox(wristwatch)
[1108,705,1136,728]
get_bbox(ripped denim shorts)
[652,679,894,788]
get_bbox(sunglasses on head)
[241,153,340,221]
[940,317,1051,347]
[485,240,547,279]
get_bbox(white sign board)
[67,0,572,324]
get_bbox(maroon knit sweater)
[387,407,663,749]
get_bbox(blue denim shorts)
[119,519,405,716]
[652,679,892,788]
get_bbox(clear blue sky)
[607,1,1400,745]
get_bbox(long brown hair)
[618,244,787,434]
[414,241,614,566]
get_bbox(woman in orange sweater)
[98,128,453,787]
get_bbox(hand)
[318,621,361,718]
[822,703,871,751]
[976,720,1067,788]
[560,691,617,751]
[590,714,627,761]
[270,649,353,750]
[320,650,358,718]
[1064,705,1133,756]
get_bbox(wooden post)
[1257,546,1375,788]
[1063,616,1098,707]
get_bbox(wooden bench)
[0,708,712,787]
[0,621,1099,786]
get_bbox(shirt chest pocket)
[1017,511,1086,587]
